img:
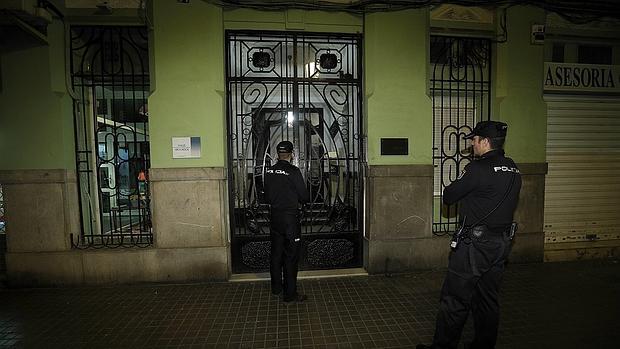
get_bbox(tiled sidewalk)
[1,259,619,348]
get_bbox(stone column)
[0,170,81,285]
[494,6,547,262]
[0,170,79,252]
[145,1,230,280]
[510,163,548,262]
[149,167,230,279]
[363,10,438,272]
[365,165,451,273]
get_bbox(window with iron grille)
[70,26,152,248]
[430,36,492,234]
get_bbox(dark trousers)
[432,231,512,349]
[269,212,301,301]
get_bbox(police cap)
[464,121,508,139]
[276,140,294,153]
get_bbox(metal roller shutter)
[544,95,620,261]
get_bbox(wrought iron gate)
[70,26,152,248]
[226,31,364,273]
[430,36,492,235]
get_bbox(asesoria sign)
[544,62,620,93]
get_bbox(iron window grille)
[431,36,492,235]
[70,26,152,248]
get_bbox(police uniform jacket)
[264,160,309,214]
[443,149,522,232]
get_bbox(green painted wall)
[495,6,547,163]
[0,4,545,173]
[365,10,433,165]
[223,9,362,32]
[148,0,225,168]
[0,20,74,171]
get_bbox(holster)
[470,223,518,241]
[508,222,518,240]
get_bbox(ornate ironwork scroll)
[226,31,364,272]
[70,26,152,248]
[430,36,492,234]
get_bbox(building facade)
[1,0,614,286]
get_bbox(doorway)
[226,31,364,273]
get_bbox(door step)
[230,268,367,282]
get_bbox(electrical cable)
[200,0,620,23]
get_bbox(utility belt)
[450,222,518,249]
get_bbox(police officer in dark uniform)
[264,140,309,303]
[418,121,522,349]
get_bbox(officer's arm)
[292,169,310,204]
[443,163,479,205]
[263,174,272,204]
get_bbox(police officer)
[264,140,309,303]
[417,121,522,349]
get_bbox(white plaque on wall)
[172,137,201,158]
